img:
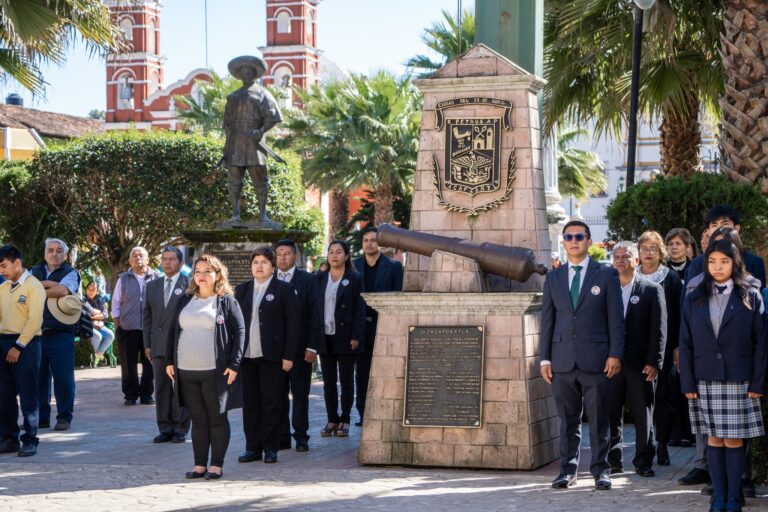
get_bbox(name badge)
[18,295,26,304]
[342,279,349,287]
[265,294,275,302]
[630,295,640,304]
[174,288,182,296]
[216,315,225,325]
[591,286,601,296]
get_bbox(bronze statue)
[376,224,547,282]
[223,55,283,225]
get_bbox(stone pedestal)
[358,292,558,470]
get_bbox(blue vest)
[31,263,80,333]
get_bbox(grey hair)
[130,246,149,257]
[44,238,69,253]
[614,241,639,260]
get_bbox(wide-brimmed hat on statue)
[228,55,267,80]
[47,295,82,325]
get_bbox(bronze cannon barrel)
[377,224,548,283]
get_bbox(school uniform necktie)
[164,278,173,306]
[570,265,582,309]
[715,285,727,294]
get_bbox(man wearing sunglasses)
[540,220,625,491]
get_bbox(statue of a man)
[223,55,283,224]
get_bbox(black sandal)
[320,423,338,437]
[337,423,350,437]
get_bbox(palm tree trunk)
[374,181,395,226]
[330,188,349,238]
[718,0,768,192]
[660,88,702,178]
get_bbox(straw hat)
[228,55,267,80]
[47,295,82,325]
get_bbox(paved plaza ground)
[0,367,766,511]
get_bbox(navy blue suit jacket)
[679,286,767,394]
[540,259,625,373]
[315,269,366,355]
[686,251,766,290]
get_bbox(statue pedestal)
[358,292,558,470]
[182,228,314,283]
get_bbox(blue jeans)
[0,335,41,445]
[90,327,115,354]
[38,331,76,424]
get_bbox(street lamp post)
[626,0,655,188]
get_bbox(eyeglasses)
[563,233,587,242]
[639,247,659,254]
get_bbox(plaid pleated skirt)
[688,380,764,438]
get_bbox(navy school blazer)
[315,269,366,355]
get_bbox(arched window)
[149,70,161,92]
[146,19,157,54]
[119,18,133,42]
[276,11,291,33]
[116,74,134,110]
[273,66,292,89]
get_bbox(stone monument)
[357,44,559,470]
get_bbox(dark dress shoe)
[153,433,173,443]
[185,470,206,479]
[124,399,137,406]
[140,398,155,405]
[18,443,36,457]
[551,473,577,489]
[595,471,612,490]
[680,438,694,447]
[742,478,756,498]
[678,468,711,485]
[610,463,623,474]
[709,497,727,512]
[238,450,261,463]
[279,440,292,451]
[657,443,670,466]
[635,467,655,477]
[668,439,681,447]
[0,439,20,454]
[355,420,363,427]
[54,420,70,431]
[171,433,186,443]
[701,483,713,495]
[204,471,223,480]
[296,440,309,452]
[38,421,50,429]
[263,450,278,463]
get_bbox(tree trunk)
[719,1,768,192]
[660,87,702,178]
[374,181,395,226]
[330,188,349,238]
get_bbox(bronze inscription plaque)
[404,325,484,428]
[212,250,252,287]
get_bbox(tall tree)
[405,8,475,77]
[0,0,123,95]
[174,72,240,137]
[718,1,768,193]
[544,0,723,178]
[557,127,607,201]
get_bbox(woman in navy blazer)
[165,254,245,480]
[679,239,766,512]
[315,240,365,437]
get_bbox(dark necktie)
[715,285,727,294]
[570,266,582,308]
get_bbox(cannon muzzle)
[377,224,548,283]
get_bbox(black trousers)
[242,357,286,453]
[355,319,378,420]
[321,348,356,424]
[280,357,313,442]
[654,367,675,444]
[608,366,656,469]
[178,369,229,467]
[552,368,611,478]
[670,368,694,442]
[153,356,190,435]
[116,328,153,401]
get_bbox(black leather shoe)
[656,443,670,466]
[701,483,714,495]
[551,473,577,489]
[264,450,278,463]
[279,439,292,451]
[153,433,173,443]
[296,440,309,452]
[140,398,155,405]
[742,478,755,498]
[185,470,206,479]
[595,471,612,490]
[355,420,363,427]
[678,468,711,485]
[709,497,727,512]
[636,467,655,477]
[668,439,681,447]
[18,443,36,457]
[0,439,20,454]
[124,399,137,406]
[38,421,50,429]
[238,450,261,463]
[204,471,222,480]
[171,433,186,443]
[53,420,71,431]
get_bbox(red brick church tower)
[260,0,321,90]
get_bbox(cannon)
[377,224,548,283]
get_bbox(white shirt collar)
[164,272,180,285]
[621,273,636,291]
[568,256,590,270]
[713,279,733,295]
[13,270,30,286]
[254,275,273,293]
[277,266,295,281]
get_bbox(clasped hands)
[540,357,622,384]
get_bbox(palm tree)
[0,0,123,95]
[284,72,421,226]
[544,0,723,178]
[557,127,607,201]
[174,72,240,137]
[718,1,768,192]
[405,8,475,78]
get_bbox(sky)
[2,0,463,117]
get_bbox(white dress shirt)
[324,276,341,335]
[276,266,295,283]
[245,276,272,359]
[621,274,636,318]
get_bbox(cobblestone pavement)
[0,367,765,511]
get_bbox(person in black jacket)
[665,228,697,285]
[235,246,300,464]
[608,242,667,478]
[679,239,766,512]
[272,239,323,454]
[316,240,365,438]
[165,254,245,481]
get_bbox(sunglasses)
[563,233,588,242]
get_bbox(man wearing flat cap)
[223,55,283,224]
